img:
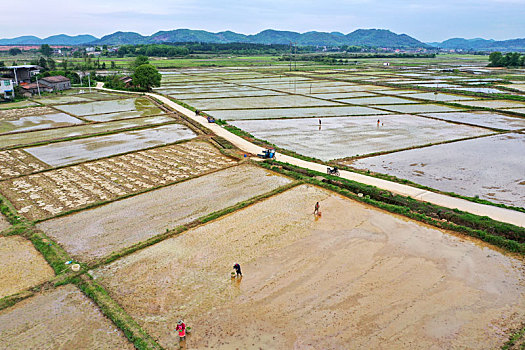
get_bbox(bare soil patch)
[92,185,524,349]
[0,284,134,350]
[0,236,54,298]
[38,164,291,263]
[0,141,236,220]
[0,149,50,180]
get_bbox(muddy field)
[0,106,55,121]
[0,115,175,149]
[55,97,158,116]
[0,215,8,232]
[209,105,388,120]
[0,284,133,350]
[349,133,525,207]
[0,236,54,298]
[419,111,525,130]
[0,149,50,180]
[0,112,83,134]
[91,185,524,349]
[24,122,193,166]
[186,94,342,110]
[38,164,291,263]
[231,114,490,160]
[0,141,236,220]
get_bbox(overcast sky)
[3,0,524,41]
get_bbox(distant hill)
[0,34,97,45]
[428,37,525,51]
[0,29,430,49]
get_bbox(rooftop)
[0,65,42,70]
[41,75,70,83]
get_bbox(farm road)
[96,83,525,227]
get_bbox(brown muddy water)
[350,133,525,207]
[0,236,54,298]
[0,284,134,349]
[91,185,524,349]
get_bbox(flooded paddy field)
[310,91,377,99]
[81,109,165,122]
[0,285,133,350]
[404,92,477,102]
[231,114,489,160]
[335,95,419,105]
[169,89,285,100]
[91,184,525,349]
[379,103,467,114]
[455,99,525,110]
[255,83,391,95]
[419,111,525,130]
[31,95,92,105]
[38,165,291,263]
[0,115,175,149]
[24,122,195,167]
[0,149,50,180]
[0,236,54,298]
[208,105,388,120]
[184,94,342,110]
[0,141,235,220]
[0,112,83,134]
[55,97,158,116]
[350,133,525,207]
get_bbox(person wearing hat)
[233,263,242,277]
[175,320,186,341]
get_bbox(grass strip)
[0,194,23,225]
[502,323,525,350]
[260,161,525,253]
[0,290,34,312]
[74,275,164,350]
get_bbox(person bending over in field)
[233,263,242,277]
[314,202,320,215]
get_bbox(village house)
[0,78,15,99]
[40,75,71,91]
[19,81,54,96]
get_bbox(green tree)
[132,64,161,91]
[38,57,48,70]
[488,52,503,67]
[9,48,22,55]
[47,58,56,70]
[61,59,68,71]
[111,61,116,69]
[40,44,52,57]
[130,55,149,70]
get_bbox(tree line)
[488,52,525,67]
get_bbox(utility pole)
[35,75,41,97]
[88,73,91,92]
[289,42,292,72]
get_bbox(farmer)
[377,119,380,127]
[319,119,322,126]
[176,320,186,341]
[314,202,320,215]
[233,263,242,277]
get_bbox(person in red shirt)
[176,320,186,341]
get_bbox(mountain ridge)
[0,29,429,48]
[1,30,523,50]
